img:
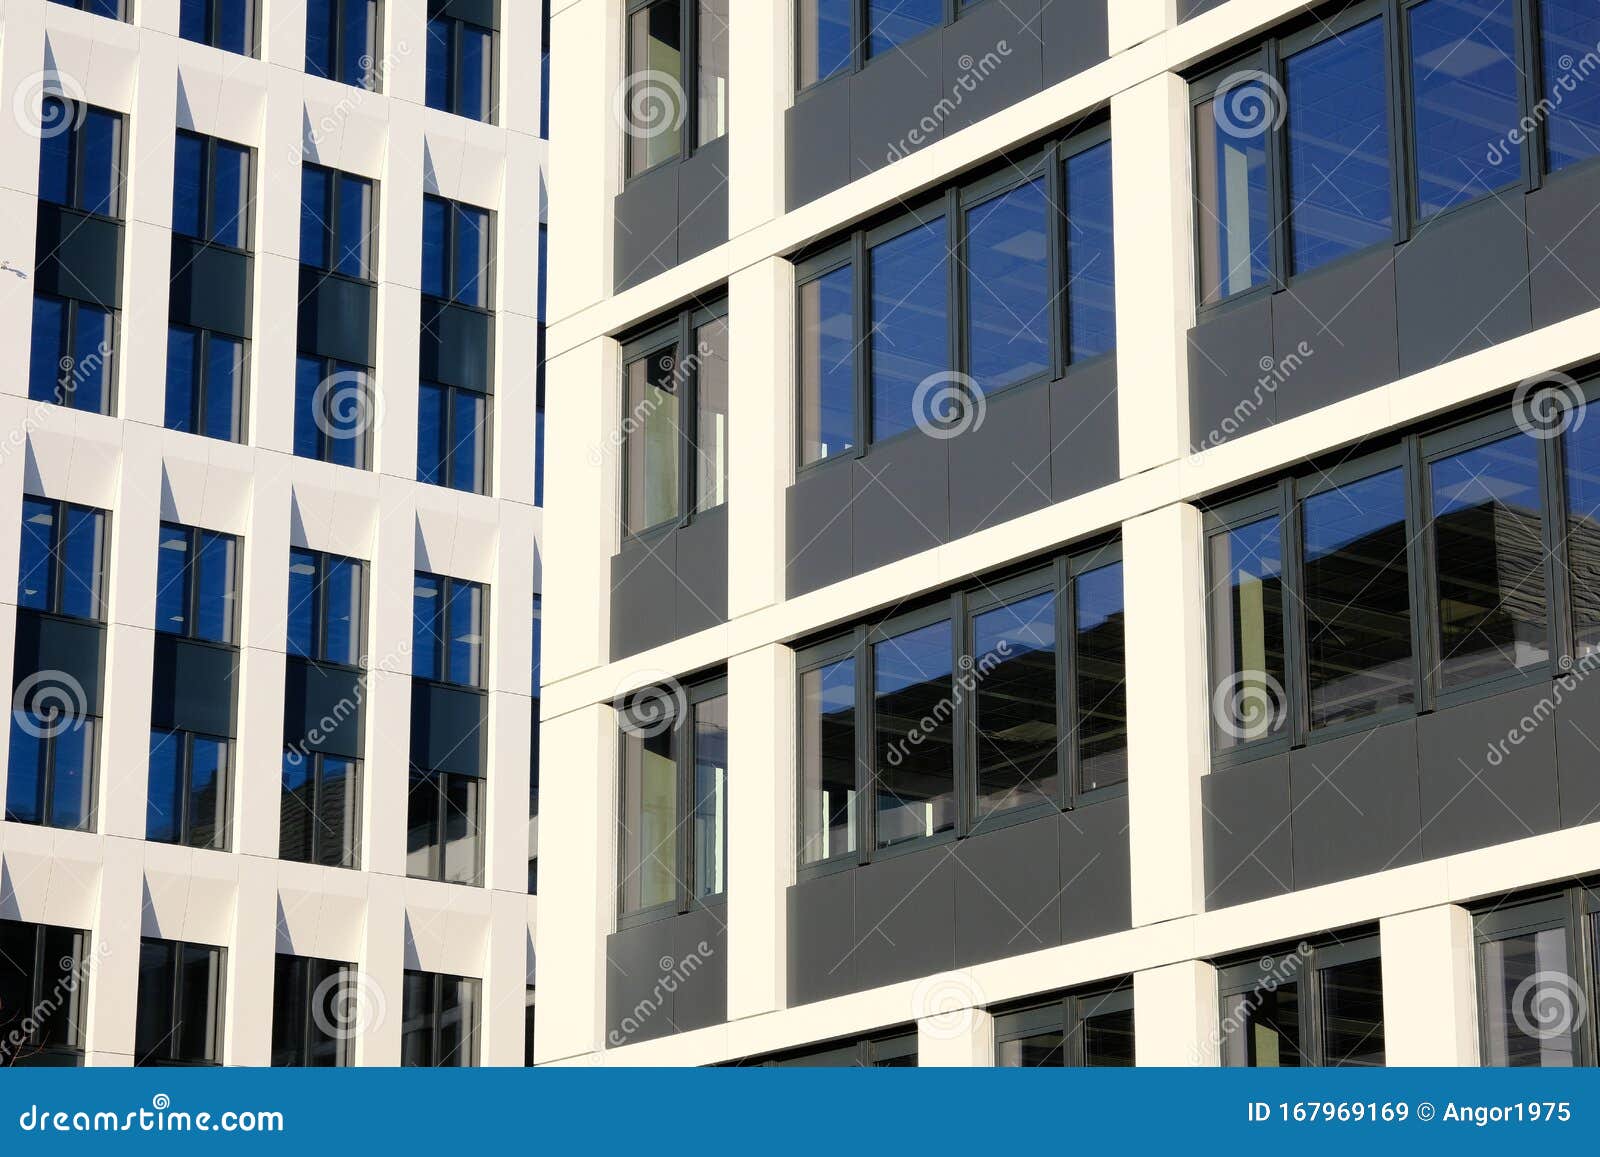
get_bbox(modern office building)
[0,0,547,1065]
[538,0,1600,1067]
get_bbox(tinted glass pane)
[1566,415,1600,656]
[293,356,323,460]
[203,333,245,442]
[37,102,72,206]
[1542,0,1600,173]
[36,926,84,1048]
[625,348,683,532]
[800,265,855,463]
[210,142,250,248]
[156,525,189,635]
[620,727,678,912]
[1430,433,1548,689]
[286,550,317,658]
[1066,141,1116,362]
[350,1,379,89]
[146,729,183,844]
[1196,87,1271,304]
[59,506,104,620]
[421,198,448,299]
[194,531,237,644]
[1208,516,1287,749]
[874,619,955,848]
[1076,561,1127,792]
[692,695,728,898]
[78,109,121,216]
[323,555,362,665]
[1321,955,1385,1066]
[870,218,948,441]
[453,205,490,306]
[799,657,857,865]
[300,166,333,268]
[448,389,486,494]
[323,365,369,469]
[189,736,227,850]
[1222,978,1303,1066]
[48,716,94,832]
[406,772,440,879]
[319,756,358,868]
[997,1031,1066,1067]
[426,17,451,112]
[441,773,480,884]
[697,0,729,145]
[400,970,435,1064]
[165,325,200,434]
[965,178,1050,392]
[417,381,447,486]
[306,0,334,78]
[867,0,941,58]
[135,940,177,1061]
[217,0,253,54]
[438,976,479,1065]
[412,574,443,680]
[179,0,207,42]
[800,0,852,87]
[172,133,206,239]
[694,316,729,511]
[18,498,55,611]
[1083,1006,1136,1066]
[1303,470,1414,729]
[972,591,1057,820]
[175,944,221,1062]
[628,2,684,174]
[69,304,113,416]
[1285,18,1392,275]
[335,175,374,278]
[28,295,68,406]
[5,716,46,824]
[1408,0,1520,219]
[280,751,315,863]
[271,954,309,1065]
[446,580,484,686]
[1482,926,1575,1066]
[459,25,493,123]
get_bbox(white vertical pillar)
[727,0,787,235]
[918,1008,995,1067]
[355,873,405,1066]
[232,469,290,860]
[481,889,532,1066]
[1135,960,1221,1065]
[84,838,144,1063]
[373,99,425,482]
[1381,905,1480,1065]
[222,864,277,1065]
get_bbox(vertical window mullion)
[1544,415,1575,666]
[29,928,46,1046]
[682,0,696,159]
[677,701,694,911]
[1057,556,1077,809]
[1516,0,1541,191]
[855,629,874,862]
[1281,480,1310,745]
[680,313,695,523]
[951,592,971,837]
[1264,40,1288,291]
[170,941,187,1063]
[1383,0,1410,243]
[1405,435,1436,711]
[852,233,869,456]
[51,501,67,615]
[1048,152,1067,379]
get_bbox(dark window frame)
[134,937,226,1067]
[178,0,260,56]
[416,378,492,495]
[156,521,241,645]
[426,8,498,124]
[280,749,363,869]
[411,570,489,688]
[993,981,1134,1066]
[17,495,108,621]
[172,129,255,252]
[794,0,992,97]
[165,323,250,444]
[400,968,481,1066]
[37,98,125,219]
[7,706,100,832]
[294,354,375,470]
[270,953,357,1066]
[300,162,379,283]
[0,918,89,1067]
[287,546,369,666]
[1474,885,1600,1067]
[421,193,496,310]
[31,293,119,416]
[622,0,729,180]
[1216,931,1384,1067]
[405,766,485,886]
[147,727,233,851]
[306,0,384,90]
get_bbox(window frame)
[400,968,481,1066]
[134,937,227,1067]
[280,749,363,869]
[306,0,384,90]
[165,324,250,444]
[294,354,375,470]
[993,981,1134,1066]
[416,378,493,495]
[156,521,241,645]
[421,193,496,310]
[1474,885,1600,1067]
[271,953,357,1066]
[31,293,118,416]
[426,9,498,124]
[1216,931,1383,1067]
[405,766,485,887]
[17,495,108,621]
[300,163,379,283]
[147,727,233,851]
[7,706,100,832]
[0,919,89,1066]
[411,571,488,688]
[287,546,369,667]
[172,129,255,252]
[37,98,125,220]
[794,0,983,97]
[47,0,129,19]
[623,0,729,181]
[178,0,260,56]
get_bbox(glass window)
[405,769,483,886]
[1319,955,1385,1067]
[1429,433,1548,690]
[691,695,728,899]
[135,939,224,1066]
[336,172,375,277]
[1408,0,1520,220]
[412,573,485,687]
[36,102,122,217]
[1541,1,1600,173]
[416,381,489,495]
[1222,971,1303,1066]
[972,592,1057,819]
[1075,561,1128,792]
[867,0,941,59]
[179,0,255,54]
[401,970,480,1066]
[696,0,729,146]
[155,524,238,645]
[47,0,126,17]
[624,345,684,533]
[300,165,334,270]
[799,264,855,464]
[31,296,114,416]
[870,218,948,441]
[173,134,253,248]
[1220,939,1384,1067]
[16,497,106,620]
[294,357,373,470]
[1481,924,1576,1066]
[693,315,729,511]
[6,710,96,832]
[1566,415,1600,657]
[965,178,1050,392]
[1207,515,1288,750]
[540,1,551,138]
[307,0,379,89]
[0,920,88,1066]
[619,725,679,913]
[450,202,491,305]
[873,619,955,849]
[1302,469,1413,729]
[302,165,375,279]
[286,548,365,665]
[18,498,56,612]
[627,1,684,174]
[800,0,853,88]
[799,656,858,866]
[426,13,496,123]
[995,992,1135,1067]
[146,730,229,850]
[446,579,484,686]
[1065,141,1116,363]
[272,955,356,1066]
[172,132,205,240]
[165,327,245,442]
[1195,81,1271,304]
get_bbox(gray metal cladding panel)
[297,268,377,367]
[850,32,946,180]
[677,136,729,264]
[669,906,728,1033]
[1396,195,1532,376]
[1288,719,1422,890]
[419,299,493,394]
[610,535,679,660]
[1051,357,1118,502]
[613,162,679,292]
[939,0,1043,136]
[605,919,677,1046]
[430,0,497,27]
[852,845,956,989]
[12,612,105,717]
[1556,670,1600,829]
[150,635,238,738]
[283,658,364,759]
[786,77,853,210]
[1187,294,1276,452]
[786,459,855,597]
[787,871,857,1006]
[1059,795,1131,943]
[407,680,487,778]
[1180,0,1228,18]
[1040,0,1109,86]
[1418,685,1561,859]
[851,432,950,574]
[953,812,1060,967]
[1527,167,1600,328]
[948,378,1052,539]
[1272,247,1400,422]
[35,206,122,309]
[674,508,728,636]
[1202,755,1293,909]
[168,239,252,339]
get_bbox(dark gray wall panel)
[954,814,1059,966]
[1528,167,1600,328]
[613,162,678,292]
[670,906,727,1033]
[851,32,945,180]
[1273,247,1399,421]
[949,378,1051,538]
[1179,0,1227,18]
[1188,294,1276,452]
[852,433,949,574]
[1289,720,1421,890]
[940,0,1043,136]
[787,871,856,1005]
[1052,357,1119,501]
[168,239,252,339]
[297,269,376,367]
[605,919,676,1046]
[1059,795,1131,943]
[12,612,104,716]
[150,636,237,738]
[283,659,364,758]
[673,507,728,636]
[1040,0,1109,86]
[431,0,497,27]
[677,136,729,264]
[1556,670,1600,829]
[787,459,855,597]
[408,681,487,777]
[852,846,955,989]
[35,207,122,309]
[419,300,493,394]
[1396,196,1531,376]
[785,77,852,211]
[1202,755,1293,909]
[1418,687,1560,859]
[610,535,678,659]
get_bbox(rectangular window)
[1194,80,1271,304]
[36,100,123,217]
[294,356,373,469]
[165,326,247,442]
[47,0,126,17]
[172,131,252,249]
[155,523,239,644]
[1566,412,1600,657]
[873,618,956,848]
[1541,0,1600,173]
[696,0,729,147]
[400,969,480,1066]
[271,954,357,1066]
[1064,140,1117,363]
[624,0,728,176]
[426,10,497,123]
[406,768,483,886]
[416,380,490,494]
[798,260,855,465]
[135,939,225,1066]
[799,0,854,88]
[616,678,728,918]
[1219,936,1384,1067]
[867,0,941,58]
[972,590,1057,819]
[869,216,948,442]
[0,919,88,1066]
[693,314,729,511]
[1206,512,1288,751]
[179,0,256,55]
[17,496,106,620]
[280,750,360,869]
[1074,559,1128,793]
[539,1,551,138]
[411,572,486,687]
[995,986,1135,1067]
[30,294,115,415]
[147,728,230,850]
[287,548,366,665]
[7,701,97,832]
[421,195,493,308]
[798,654,858,867]
[306,0,381,90]
[300,164,376,280]
[964,177,1050,392]
[1474,890,1600,1066]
